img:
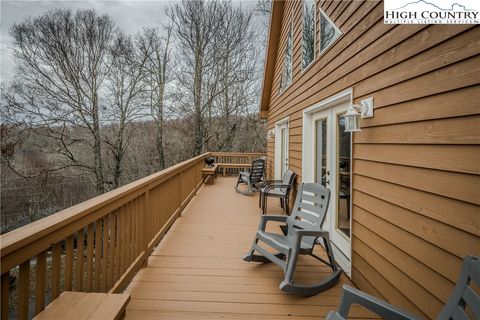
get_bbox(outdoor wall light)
[267,128,275,139]
[343,97,374,132]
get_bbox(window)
[319,10,341,53]
[302,0,316,70]
[279,23,293,93]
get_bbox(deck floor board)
[125,177,377,319]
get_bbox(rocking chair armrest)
[264,179,283,184]
[335,285,418,320]
[292,229,330,239]
[264,184,291,193]
[258,215,289,230]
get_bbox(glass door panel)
[336,114,351,238]
[307,100,351,274]
[280,127,287,177]
[314,118,328,187]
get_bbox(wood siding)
[263,1,480,319]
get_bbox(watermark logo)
[384,0,480,24]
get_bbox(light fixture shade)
[267,128,275,139]
[343,104,361,132]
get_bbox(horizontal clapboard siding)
[264,1,480,319]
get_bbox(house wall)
[265,1,480,319]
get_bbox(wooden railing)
[0,153,209,320]
[211,152,266,175]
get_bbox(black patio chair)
[243,183,341,296]
[327,255,479,320]
[234,158,265,195]
[259,170,296,215]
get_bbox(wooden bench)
[217,163,251,176]
[33,292,130,320]
[202,164,219,184]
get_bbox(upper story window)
[302,0,316,70]
[319,10,341,53]
[279,22,293,93]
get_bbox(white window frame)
[279,21,293,94]
[319,9,342,55]
[301,0,316,72]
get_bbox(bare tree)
[169,0,228,155]
[206,5,260,151]
[140,25,173,170]
[8,9,118,193]
[169,0,263,155]
[255,0,272,15]
[104,32,153,188]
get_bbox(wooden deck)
[125,177,375,319]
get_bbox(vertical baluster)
[125,204,131,269]
[131,200,136,259]
[94,221,102,291]
[76,229,84,291]
[102,214,110,292]
[151,191,156,237]
[35,251,46,315]
[86,223,94,292]
[145,191,151,252]
[134,199,139,258]
[130,202,136,263]
[64,235,74,291]
[139,195,144,257]
[155,189,159,234]
[108,211,116,289]
[18,260,30,320]
[51,242,61,299]
[1,272,9,320]
[146,194,151,246]
[119,206,126,276]
[114,210,121,281]
[176,176,181,211]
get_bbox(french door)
[307,101,352,274]
[275,120,289,179]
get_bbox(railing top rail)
[211,152,266,156]
[0,152,210,258]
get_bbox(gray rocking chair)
[327,255,480,320]
[235,158,265,195]
[243,183,342,296]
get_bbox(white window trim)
[302,88,352,183]
[274,116,289,180]
[301,0,316,72]
[279,21,294,95]
[319,8,342,55]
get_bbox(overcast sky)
[1,0,263,82]
[0,1,232,82]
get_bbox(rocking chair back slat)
[437,256,480,320]
[235,159,265,195]
[250,159,265,182]
[279,170,296,194]
[287,183,330,247]
[298,193,320,203]
[295,210,318,223]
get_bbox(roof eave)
[259,0,285,120]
